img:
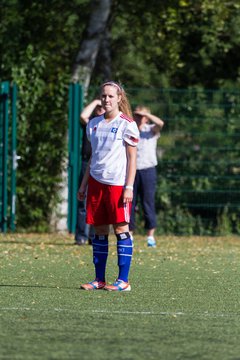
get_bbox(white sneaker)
[147,236,156,247]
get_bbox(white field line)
[0,307,239,317]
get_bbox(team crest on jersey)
[111,127,118,133]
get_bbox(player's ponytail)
[119,89,133,119]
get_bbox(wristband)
[125,185,133,190]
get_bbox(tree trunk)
[71,0,112,91]
[97,28,112,81]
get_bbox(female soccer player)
[78,81,139,291]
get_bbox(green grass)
[1,233,240,360]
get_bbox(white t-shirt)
[137,124,160,170]
[87,112,139,185]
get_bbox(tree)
[1,0,240,231]
[71,0,112,91]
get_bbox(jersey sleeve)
[123,121,139,146]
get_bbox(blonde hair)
[101,81,133,118]
[135,105,151,114]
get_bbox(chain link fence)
[128,88,240,235]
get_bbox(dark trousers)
[75,160,94,241]
[129,167,157,231]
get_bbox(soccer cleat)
[147,236,156,247]
[104,279,131,292]
[80,279,106,290]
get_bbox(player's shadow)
[0,284,78,290]
[0,240,75,246]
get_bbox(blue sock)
[116,232,133,282]
[92,235,108,282]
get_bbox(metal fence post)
[0,81,9,232]
[68,83,83,233]
[10,83,18,231]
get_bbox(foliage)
[1,0,240,231]
[109,0,240,88]
[11,45,69,230]
[131,87,240,236]
[1,0,89,230]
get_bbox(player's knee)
[95,225,109,235]
[113,222,128,234]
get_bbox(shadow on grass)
[0,240,84,247]
[0,284,78,290]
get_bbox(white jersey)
[87,112,139,185]
[137,124,160,170]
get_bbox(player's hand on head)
[134,110,146,117]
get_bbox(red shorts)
[86,176,132,226]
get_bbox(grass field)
[1,233,240,360]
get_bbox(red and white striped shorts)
[86,176,131,226]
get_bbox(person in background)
[129,105,164,247]
[74,99,105,245]
[78,81,139,291]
